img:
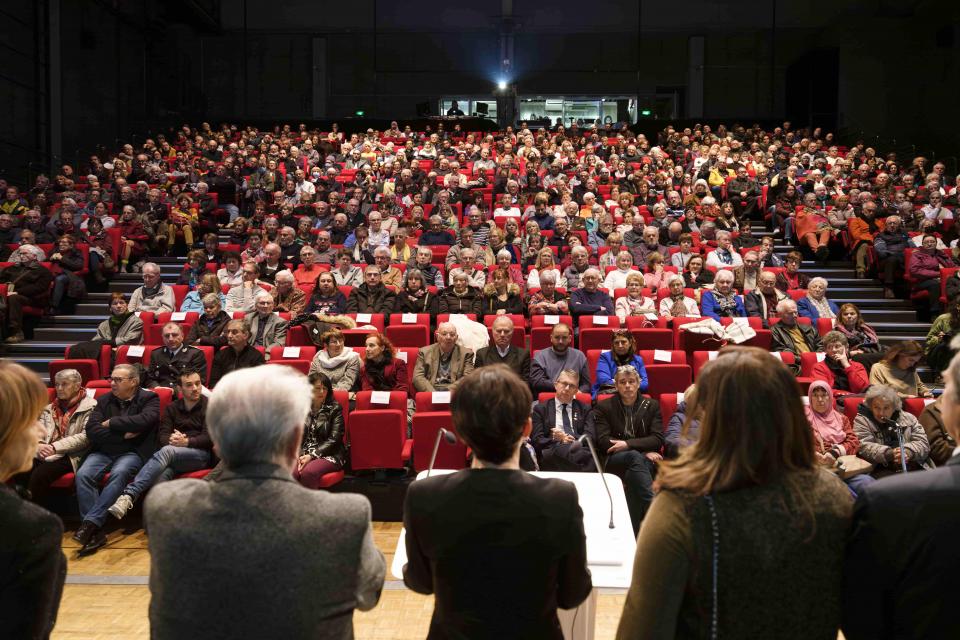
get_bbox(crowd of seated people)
[6,117,960,545]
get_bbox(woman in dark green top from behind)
[616,346,853,640]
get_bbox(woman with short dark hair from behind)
[616,346,852,639]
[403,365,592,639]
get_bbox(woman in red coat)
[360,332,408,391]
[794,193,832,263]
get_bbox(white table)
[392,470,636,640]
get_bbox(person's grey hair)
[539,271,557,285]
[404,268,425,287]
[583,267,602,280]
[776,298,797,314]
[113,363,138,379]
[274,269,294,283]
[254,290,273,303]
[491,315,515,331]
[701,221,716,231]
[666,273,685,287]
[450,268,469,282]
[201,292,220,307]
[864,384,902,412]
[54,368,82,387]
[496,249,512,261]
[716,230,731,241]
[373,245,391,257]
[207,365,312,467]
[614,365,641,381]
[808,276,828,290]
[822,330,849,348]
[554,368,579,384]
[571,246,588,257]
[142,262,160,274]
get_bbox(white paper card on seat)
[653,349,672,363]
[544,315,560,325]
[431,391,451,404]
[708,351,719,360]
[644,313,658,321]
[171,312,187,321]
[355,313,372,323]
[770,352,783,360]
[402,313,417,323]
[593,315,609,325]
[127,345,145,358]
[134,311,142,317]
[282,346,301,358]
[85,388,96,398]
[370,391,391,405]
[924,398,936,405]
[396,351,408,363]
[732,317,749,326]
[816,352,827,362]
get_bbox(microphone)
[572,435,615,529]
[427,428,457,477]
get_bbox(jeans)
[845,473,876,498]
[51,274,70,309]
[76,451,143,527]
[222,204,240,223]
[124,445,211,502]
[605,449,656,535]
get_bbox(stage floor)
[56,522,629,639]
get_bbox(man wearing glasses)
[74,364,160,555]
[731,250,762,293]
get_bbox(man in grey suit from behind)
[145,364,385,640]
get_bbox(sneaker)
[4,331,24,344]
[108,494,134,520]
[883,287,896,299]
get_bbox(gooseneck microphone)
[573,434,615,529]
[427,428,458,477]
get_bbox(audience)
[530,323,591,394]
[144,322,208,388]
[771,299,823,369]
[412,323,474,392]
[1,245,54,343]
[128,263,175,313]
[474,316,531,379]
[146,365,384,638]
[530,369,596,471]
[481,267,524,317]
[225,260,268,314]
[309,329,361,391]
[347,265,397,314]
[852,384,932,477]
[701,269,746,321]
[209,320,265,387]
[108,369,212,520]
[75,364,160,555]
[592,330,649,398]
[360,332,409,391]
[186,293,231,348]
[594,365,663,534]
[0,362,66,638]
[812,331,870,394]
[247,292,288,353]
[775,251,811,292]
[293,372,347,489]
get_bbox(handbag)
[835,455,874,480]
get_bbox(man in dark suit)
[474,316,530,380]
[404,365,592,639]
[145,364,385,638]
[531,369,596,471]
[842,342,960,640]
[74,364,160,555]
[144,322,208,388]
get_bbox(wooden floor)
[55,522,628,640]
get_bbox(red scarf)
[50,389,85,441]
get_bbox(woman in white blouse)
[615,272,657,322]
[603,251,636,296]
[527,247,567,289]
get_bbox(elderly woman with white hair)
[144,364,385,639]
[615,272,657,321]
[602,250,636,296]
[658,274,700,319]
[797,276,839,321]
[495,248,526,288]
[705,230,744,269]
[853,384,933,478]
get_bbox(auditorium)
[2,1,959,639]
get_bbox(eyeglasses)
[109,376,134,383]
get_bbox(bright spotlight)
[497,81,507,90]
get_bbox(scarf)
[51,389,85,442]
[364,355,390,390]
[714,290,738,316]
[109,312,133,338]
[715,248,734,265]
[316,347,358,371]
[806,295,836,319]
[804,380,846,450]
[669,292,688,317]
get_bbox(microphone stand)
[894,421,909,473]
[576,435,615,529]
[427,428,457,477]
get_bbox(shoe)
[815,246,829,263]
[855,268,865,279]
[883,288,896,299]
[4,331,24,344]
[78,529,107,556]
[72,521,97,546]
[108,494,134,520]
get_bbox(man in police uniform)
[144,322,207,388]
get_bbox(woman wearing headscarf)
[805,380,873,497]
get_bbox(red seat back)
[50,359,100,386]
[385,324,431,348]
[355,390,408,412]
[348,410,408,470]
[412,412,468,472]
